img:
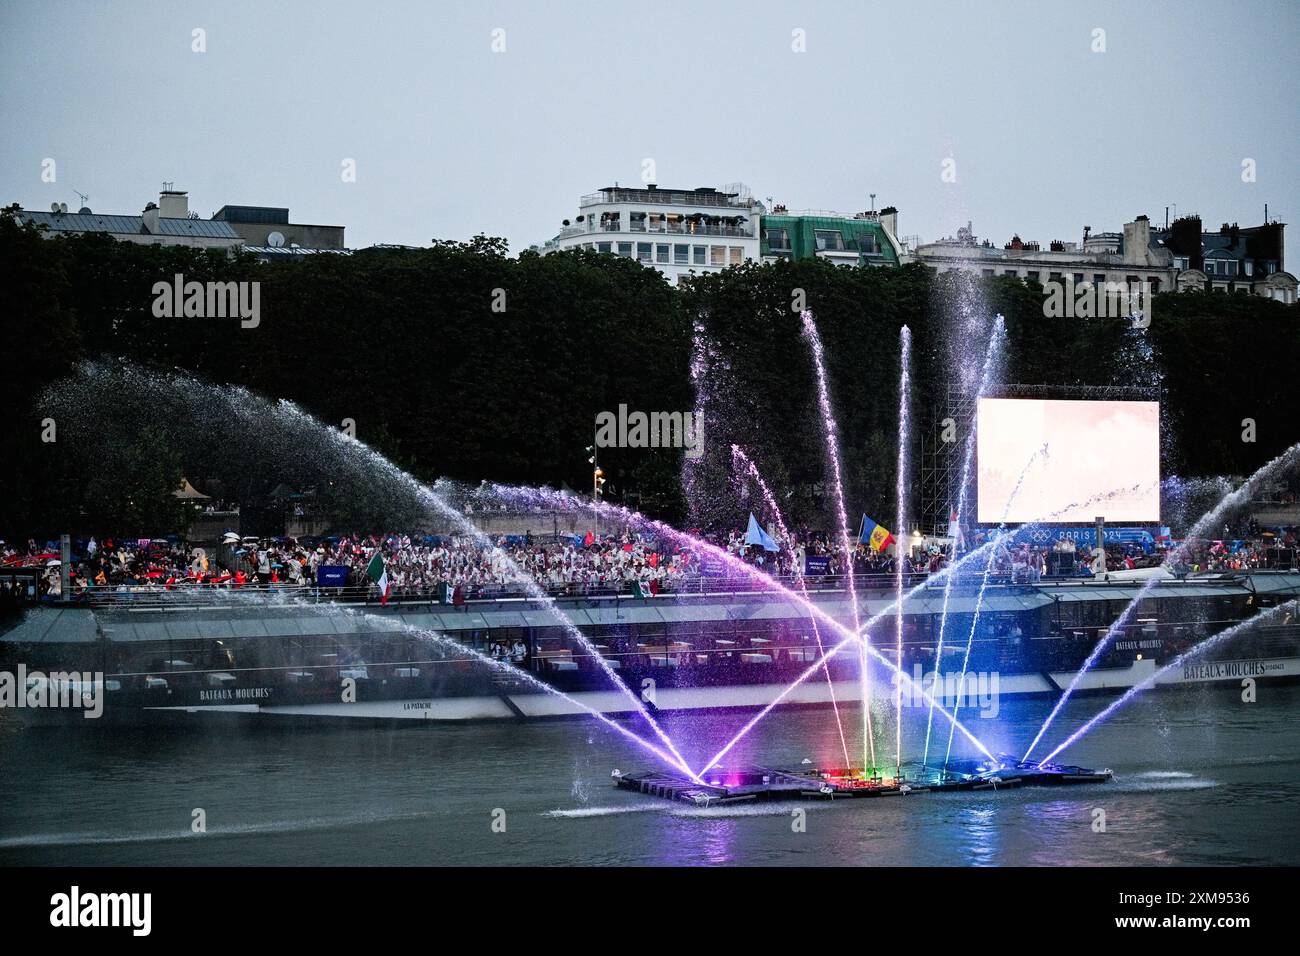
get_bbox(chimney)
[142,201,160,234]
[878,206,898,243]
[1123,215,1152,265]
[159,188,189,219]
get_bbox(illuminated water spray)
[1023,440,1300,761]
[491,482,1005,773]
[923,316,1006,766]
[494,473,1149,777]
[732,443,852,768]
[47,363,701,783]
[800,310,875,772]
[182,571,692,774]
[943,444,1049,772]
[1039,600,1298,764]
[892,326,912,776]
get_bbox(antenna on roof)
[162,180,174,192]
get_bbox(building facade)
[910,215,1177,294]
[18,187,354,262]
[1157,216,1295,302]
[760,206,903,267]
[911,212,1295,305]
[19,187,243,251]
[540,184,764,283]
[213,204,346,258]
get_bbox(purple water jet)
[923,316,1006,765]
[892,326,912,774]
[1023,440,1300,761]
[1038,600,1298,764]
[731,443,852,768]
[800,310,875,771]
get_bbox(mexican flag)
[366,551,390,604]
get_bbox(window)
[1049,272,1063,282]
[1225,260,1238,276]
[710,246,725,266]
[693,246,706,265]
[630,212,646,232]
[814,229,845,251]
[617,242,633,258]
[1073,273,1085,285]
[648,214,665,233]
[1093,274,1106,287]
[729,246,743,265]
[982,269,995,277]
[637,242,652,262]
[656,244,669,263]
[1174,257,1189,271]
[1027,271,1040,282]
[766,228,791,251]
[858,233,878,254]
[674,244,689,265]
[1004,269,1019,278]
[597,242,612,254]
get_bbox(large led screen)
[976,398,1160,524]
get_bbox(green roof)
[761,214,899,266]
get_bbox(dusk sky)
[3,0,1296,251]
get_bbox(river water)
[1,684,1297,866]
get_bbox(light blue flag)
[745,513,779,552]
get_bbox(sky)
[2,0,1297,252]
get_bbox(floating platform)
[612,757,1111,806]
[938,757,1114,789]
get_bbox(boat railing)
[53,572,922,609]
[38,565,1291,611]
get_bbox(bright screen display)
[976,398,1160,524]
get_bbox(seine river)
[2,686,1297,866]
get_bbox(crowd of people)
[3,519,1296,605]
[1,531,696,602]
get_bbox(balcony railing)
[581,189,752,210]
[559,220,753,240]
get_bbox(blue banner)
[804,555,832,576]
[1006,527,1156,553]
[316,565,349,587]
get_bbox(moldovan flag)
[859,515,895,552]
[366,551,390,604]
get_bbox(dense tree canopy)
[2,207,1296,539]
